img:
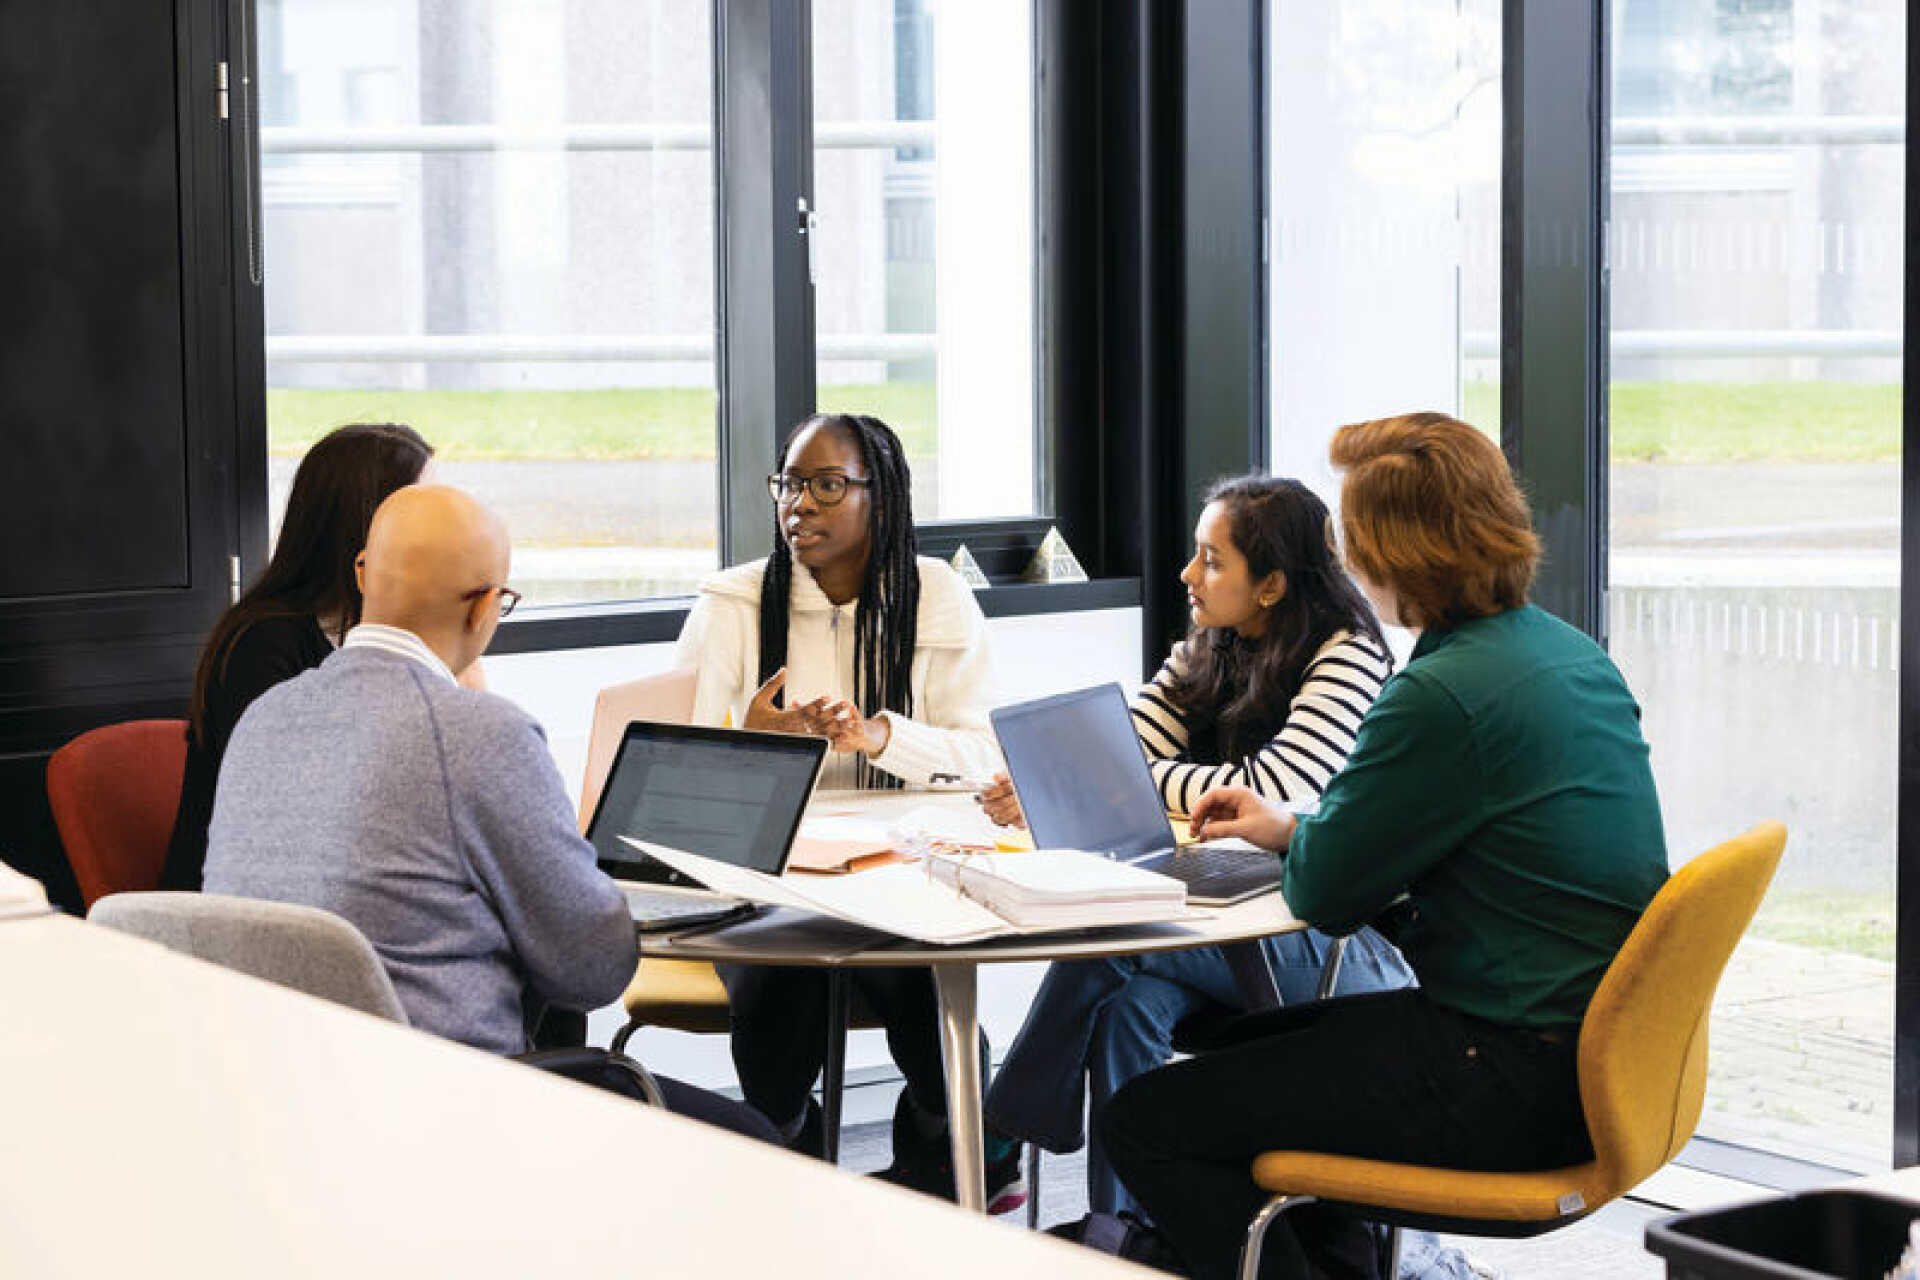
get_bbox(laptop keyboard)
[622,886,740,925]
[1133,842,1284,901]
[1166,844,1270,879]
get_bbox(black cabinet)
[0,0,262,909]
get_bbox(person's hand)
[978,772,1026,829]
[819,699,890,755]
[1189,786,1296,851]
[743,668,833,736]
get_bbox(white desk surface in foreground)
[0,915,1142,1279]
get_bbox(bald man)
[206,487,772,1137]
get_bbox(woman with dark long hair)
[160,423,435,891]
[979,475,1414,1221]
[672,412,1011,1201]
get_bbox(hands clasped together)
[743,666,892,757]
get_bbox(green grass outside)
[1609,381,1900,463]
[267,383,937,461]
[1748,889,1895,962]
[272,379,1899,464]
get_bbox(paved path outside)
[1700,936,1894,1172]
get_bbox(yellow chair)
[1238,821,1787,1280]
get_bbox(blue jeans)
[984,927,1412,1217]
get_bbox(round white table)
[642,847,1305,1213]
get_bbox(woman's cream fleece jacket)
[672,555,1004,789]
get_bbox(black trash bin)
[1645,1188,1920,1279]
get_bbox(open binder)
[622,838,1192,945]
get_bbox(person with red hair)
[1099,412,1670,1279]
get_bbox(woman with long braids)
[672,412,1014,1205]
[977,475,1414,1225]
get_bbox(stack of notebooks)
[926,850,1187,930]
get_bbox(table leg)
[931,960,986,1213]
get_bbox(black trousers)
[719,964,955,1126]
[655,1074,783,1144]
[1101,989,1592,1280]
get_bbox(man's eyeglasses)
[461,584,523,619]
[767,471,871,507]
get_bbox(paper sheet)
[624,838,1010,944]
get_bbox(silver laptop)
[991,683,1286,906]
[585,721,828,932]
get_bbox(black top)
[160,613,333,890]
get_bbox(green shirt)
[1284,605,1668,1028]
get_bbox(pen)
[928,771,996,791]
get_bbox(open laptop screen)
[587,722,826,884]
[991,684,1178,861]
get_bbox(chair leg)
[1025,1143,1041,1229]
[610,1015,640,1056]
[1314,936,1348,1001]
[1240,1194,1312,1280]
[821,969,851,1165]
[1384,1224,1402,1279]
[606,1048,669,1109]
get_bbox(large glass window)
[810,0,1037,521]
[1607,0,1903,1171]
[259,0,716,607]
[1268,2,1501,509]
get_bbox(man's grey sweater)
[205,644,638,1055]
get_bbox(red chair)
[46,720,189,908]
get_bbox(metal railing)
[1458,330,1900,361]
[266,329,1894,364]
[260,121,936,155]
[265,333,937,363]
[259,116,1899,157]
[1612,115,1902,147]
[259,111,1903,367]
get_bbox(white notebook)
[927,850,1186,929]
[622,838,1192,945]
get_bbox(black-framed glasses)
[462,584,523,619]
[767,471,871,506]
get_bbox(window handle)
[797,196,819,286]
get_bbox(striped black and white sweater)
[1129,628,1393,816]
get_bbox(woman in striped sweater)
[980,475,1413,1220]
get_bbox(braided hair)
[757,413,920,789]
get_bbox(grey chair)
[90,891,409,1020]
[89,891,665,1107]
